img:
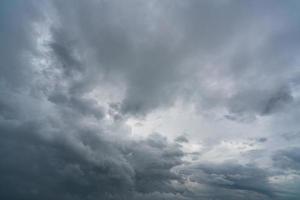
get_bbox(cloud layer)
[1,0,300,199]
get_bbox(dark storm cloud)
[124,133,185,194]
[45,0,300,118]
[48,0,188,116]
[0,121,134,200]
[273,147,300,170]
[178,162,274,200]
[0,118,190,199]
[0,1,51,102]
[1,0,300,199]
[175,135,189,143]
[48,92,105,119]
[0,1,189,199]
[227,85,293,116]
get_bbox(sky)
[1,0,300,199]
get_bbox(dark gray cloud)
[1,0,300,199]
[179,162,274,199]
[273,147,300,170]
[0,121,133,200]
[0,118,187,199]
[227,85,293,117]
[0,0,42,88]
[46,0,300,118]
[175,135,189,143]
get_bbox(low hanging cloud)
[1,0,300,199]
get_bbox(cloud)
[180,162,274,198]
[273,147,300,170]
[0,118,189,199]
[175,135,189,143]
[1,0,300,199]
[44,0,300,119]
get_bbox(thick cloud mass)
[1,0,300,199]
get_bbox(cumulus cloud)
[0,119,188,199]
[1,0,300,199]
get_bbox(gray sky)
[1,0,300,199]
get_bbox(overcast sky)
[1,0,300,199]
